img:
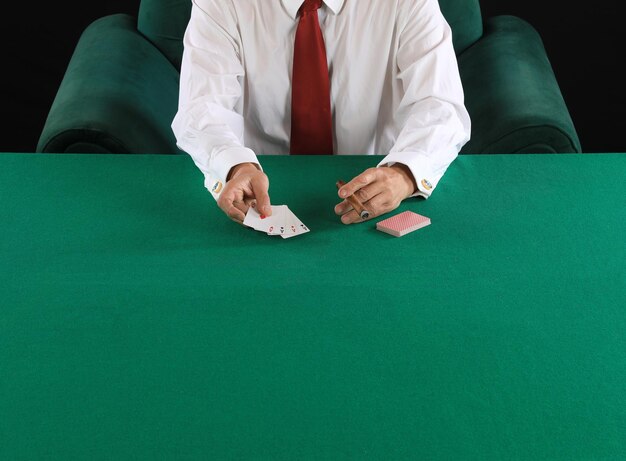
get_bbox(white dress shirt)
[171,0,471,200]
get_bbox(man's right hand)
[217,162,272,224]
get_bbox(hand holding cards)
[244,204,310,238]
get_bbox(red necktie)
[290,0,334,155]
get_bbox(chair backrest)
[137,0,483,71]
[137,0,192,70]
[437,0,482,53]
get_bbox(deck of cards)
[244,204,310,239]
[376,210,431,237]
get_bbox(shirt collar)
[281,0,345,20]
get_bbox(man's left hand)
[335,164,417,224]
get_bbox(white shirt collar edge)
[281,0,345,20]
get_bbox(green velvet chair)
[36,0,582,154]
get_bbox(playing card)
[243,204,285,233]
[376,210,430,237]
[281,207,310,239]
[266,205,287,235]
[243,204,309,239]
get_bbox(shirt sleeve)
[171,0,261,201]
[377,0,471,199]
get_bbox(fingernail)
[340,190,347,198]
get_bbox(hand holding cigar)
[336,179,370,220]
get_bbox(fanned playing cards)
[243,204,310,239]
[376,210,430,237]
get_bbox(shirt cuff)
[377,152,438,199]
[205,146,261,201]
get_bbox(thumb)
[250,173,272,216]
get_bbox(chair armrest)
[458,15,582,153]
[37,14,183,154]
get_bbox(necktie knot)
[300,0,322,14]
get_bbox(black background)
[1,1,623,153]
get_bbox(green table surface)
[1,152,625,460]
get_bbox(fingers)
[250,173,272,217]
[233,199,249,216]
[217,183,243,221]
[339,192,400,224]
[339,192,382,224]
[224,203,247,223]
[337,168,378,199]
[220,194,248,224]
[335,166,415,224]
[225,198,262,225]
[217,169,272,224]
[334,182,380,216]
[335,169,380,220]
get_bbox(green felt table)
[1,152,625,460]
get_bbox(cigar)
[336,179,370,220]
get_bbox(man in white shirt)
[171,0,471,225]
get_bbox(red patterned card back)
[376,211,431,237]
